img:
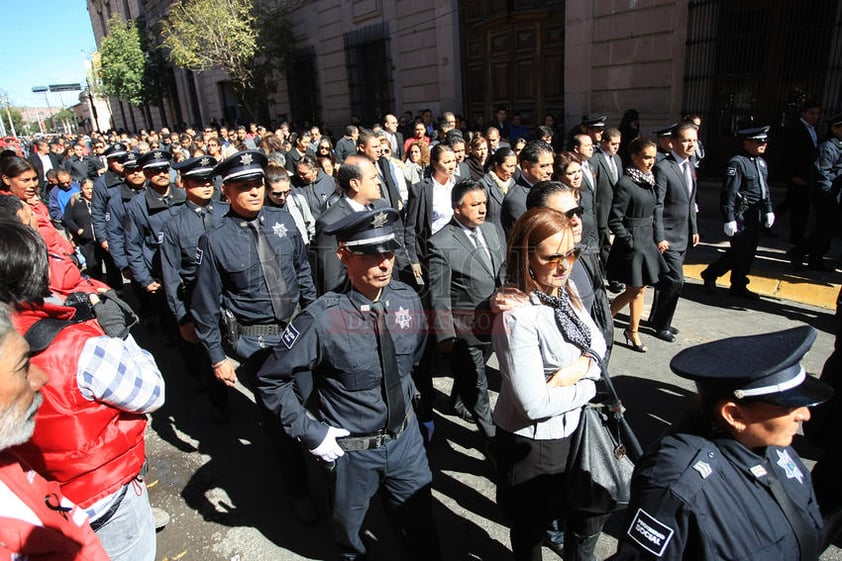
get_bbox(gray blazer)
[653,154,698,252]
[427,219,504,346]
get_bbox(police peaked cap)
[214,150,267,183]
[137,150,172,169]
[323,208,402,255]
[104,142,129,161]
[654,124,678,137]
[581,114,607,127]
[670,325,832,408]
[736,125,770,141]
[172,156,218,179]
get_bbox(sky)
[1,2,97,108]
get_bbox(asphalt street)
[139,180,842,561]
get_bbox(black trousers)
[792,189,840,263]
[703,208,763,289]
[777,181,811,243]
[449,340,495,440]
[648,248,685,331]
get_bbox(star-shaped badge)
[153,151,163,159]
[272,222,288,238]
[775,449,804,484]
[240,153,253,166]
[394,306,412,329]
[200,157,210,166]
[371,211,389,228]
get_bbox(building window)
[344,23,393,125]
[286,47,321,127]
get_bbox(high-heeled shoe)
[623,328,648,353]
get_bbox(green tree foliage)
[0,107,24,135]
[99,14,148,106]
[161,0,295,120]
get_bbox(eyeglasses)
[269,190,290,198]
[536,247,581,267]
[563,206,584,219]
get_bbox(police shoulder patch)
[726,167,737,177]
[627,508,675,557]
[282,324,300,349]
[105,211,111,222]
[195,247,203,265]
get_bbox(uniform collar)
[714,436,772,484]
[346,286,392,314]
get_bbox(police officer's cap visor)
[755,375,833,408]
[345,238,402,255]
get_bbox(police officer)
[788,114,842,271]
[701,126,774,299]
[190,150,318,523]
[611,326,831,561]
[257,208,442,561]
[104,156,146,283]
[92,142,129,288]
[160,155,230,419]
[124,150,185,326]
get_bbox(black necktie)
[247,219,292,323]
[198,207,212,231]
[371,300,405,433]
[378,158,395,207]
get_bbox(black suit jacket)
[500,175,532,237]
[783,120,818,182]
[653,154,698,252]
[592,150,622,235]
[427,219,504,346]
[580,159,599,249]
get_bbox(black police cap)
[654,124,678,137]
[736,125,770,141]
[581,114,607,127]
[136,150,172,169]
[122,156,141,171]
[214,150,267,183]
[670,325,832,408]
[826,114,842,127]
[172,156,218,179]
[104,142,129,161]
[323,208,402,255]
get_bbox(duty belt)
[336,408,415,452]
[237,322,284,336]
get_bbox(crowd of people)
[0,103,840,561]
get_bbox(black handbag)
[565,355,642,514]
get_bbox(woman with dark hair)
[0,221,51,308]
[606,137,668,352]
[404,143,457,280]
[466,135,489,180]
[285,131,314,173]
[1,156,76,263]
[618,109,641,166]
[479,146,517,237]
[492,206,606,561]
[403,140,430,186]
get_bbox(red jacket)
[0,450,110,561]
[12,303,147,507]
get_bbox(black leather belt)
[337,409,415,452]
[237,323,284,336]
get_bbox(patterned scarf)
[533,289,591,352]
[625,166,655,187]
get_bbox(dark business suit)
[500,175,532,238]
[779,119,818,243]
[28,151,62,199]
[312,197,389,295]
[377,156,404,211]
[404,176,438,267]
[649,153,698,332]
[592,149,623,266]
[478,171,508,241]
[579,159,599,252]
[428,218,504,439]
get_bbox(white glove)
[723,221,738,237]
[764,212,775,228]
[309,426,350,462]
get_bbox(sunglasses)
[537,247,581,267]
[269,190,290,197]
[563,206,584,219]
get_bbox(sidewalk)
[685,179,840,310]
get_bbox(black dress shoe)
[700,273,716,294]
[668,326,679,335]
[729,287,760,300]
[607,280,626,293]
[653,329,676,342]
